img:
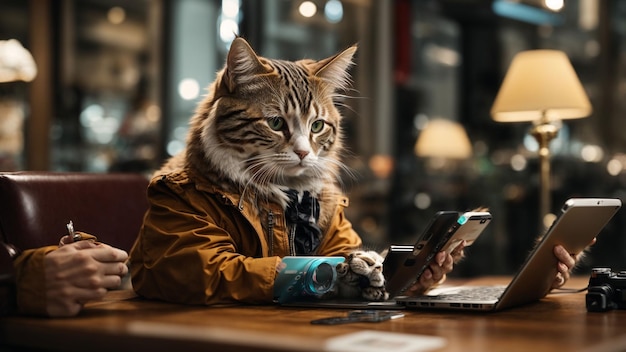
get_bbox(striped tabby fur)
[163,37,356,231]
[335,250,390,301]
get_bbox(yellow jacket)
[12,245,57,316]
[129,168,362,305]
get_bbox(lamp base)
[530,121,559,232]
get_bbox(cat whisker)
[319,157,356,180]
[245,156,287,189]
[332,101,358,116]
[315,157,358,192]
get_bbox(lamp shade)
[0,39,37,83]
[415,118,472,159]
[490,50,592,123]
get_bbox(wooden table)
[1,276,625,352]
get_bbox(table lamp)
[415,118,472,160]
[490,50,592,229]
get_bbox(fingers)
[439,252,454,275]
[47,254,126,288]
[554,245,576,270]
[55,241,128,263]
[552,268,570,289]
[417,251,454,292]
[88,244,129,263]
[552,245,579,289]
[417,269,443,293]
[46,299,83,318]
[46,286,107,317]
[72,269,125,290]
[48,285,108,304]
[103,260,128,278]
[66,251,128,286]
[405,282,426,295]
[450,240,466,261]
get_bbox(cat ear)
[222,37,271,92]
[311,45,357,91]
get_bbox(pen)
[66,221,81,242]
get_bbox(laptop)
[396,198,622,312]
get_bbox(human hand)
[44,240,128,317]
[276,260,286,273]
[551,238,596,289]
[404,241,466,295]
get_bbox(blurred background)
[1,0,625,277]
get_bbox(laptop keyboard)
[425,285,506,301]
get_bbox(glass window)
[52,0,161,173]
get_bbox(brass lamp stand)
[530,116,558,230]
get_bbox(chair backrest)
[0,172,149,252]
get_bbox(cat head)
[187,37,357,202]
[345,250,385,277]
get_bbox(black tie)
[284,189,322,255]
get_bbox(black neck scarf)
[284,189,322,255]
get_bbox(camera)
[273,256,345,304]
[586,268,626,312]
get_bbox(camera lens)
[312,262,335,292]
[586,291,608,312]
[586,284,615,312]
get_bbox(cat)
[145,36,390,302]
[334,250,390,301]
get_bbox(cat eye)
[311,120,325,133]
[267,117,285,131]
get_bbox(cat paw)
[336,262,350,276]
[362,286,389,301]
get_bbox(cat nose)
[295,150,309,160]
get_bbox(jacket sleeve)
[129,177,281,306]
[2,243,58,316]
[13,245,58,316]
[316,197,363,257]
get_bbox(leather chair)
[0,172,149,252]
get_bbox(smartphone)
[310,310,405,325]
[440,211,492,255]
[383,210,460,297]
